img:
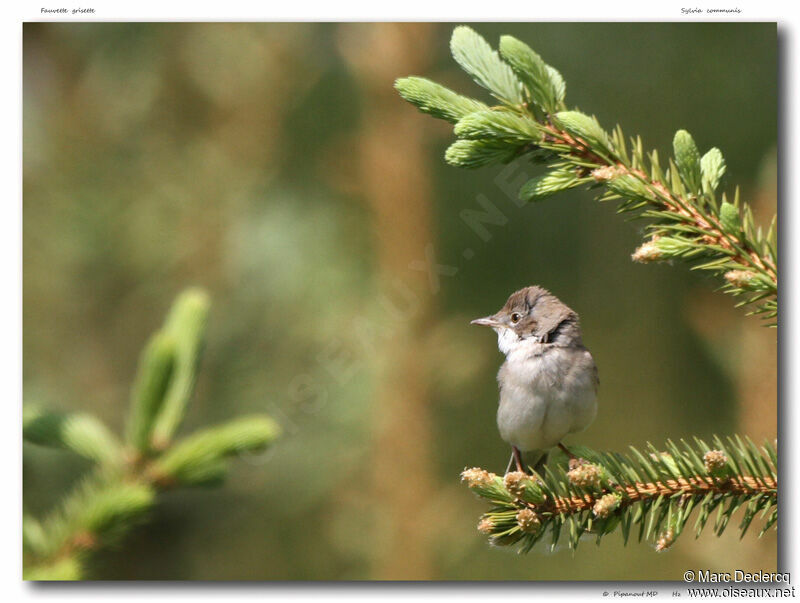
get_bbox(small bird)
[471,286,598,475]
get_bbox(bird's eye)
[510,313,522,324]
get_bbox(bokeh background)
[23,22,777,580]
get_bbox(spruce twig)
[396,26,777,323]
[23,290,280,580]
[462,438,777,553]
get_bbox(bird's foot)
[512,446,528,474]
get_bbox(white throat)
[494,327,522,356]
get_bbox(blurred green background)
[23,22,777,580]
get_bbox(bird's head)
[471,286,581,354]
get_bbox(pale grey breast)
[496,343,597,452]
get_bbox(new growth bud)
[703,449,728,476]
[503,471,546,504]
[461,467,494,488]
[477,516,495,534]
[591,165,621,182]
[655,528,675,552]
[592,493,621,518]
[461,467,513,502]
[724,270,757,289]
[516,508,542,534]
[567,458,601,490]
[504,471,529,497]
[631,239,663,263]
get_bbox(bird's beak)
[471,315,502,328]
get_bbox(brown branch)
[542,124,777,284]
[531,475,777,516]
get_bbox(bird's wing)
[584,349,599,392]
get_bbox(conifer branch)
[23,290,280,580]
[462,437,777,553]
[396,26,777,323]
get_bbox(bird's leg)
[505,452,515,474]
[512,446,527,474]
[558,442,576,460]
